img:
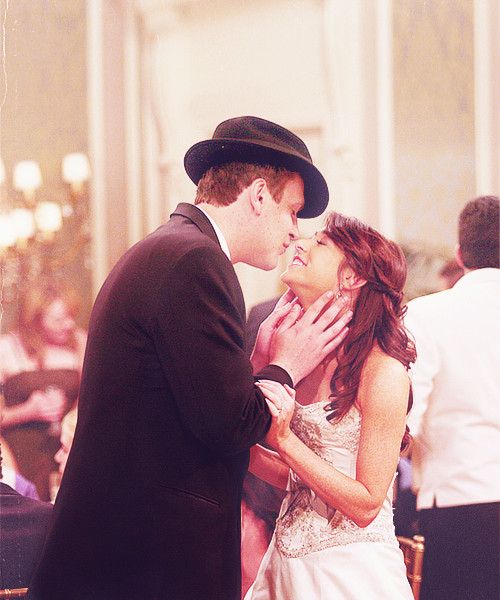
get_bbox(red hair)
[17,279,80,366]
[323,213,416,451]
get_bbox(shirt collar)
[453,267,500,288]
[195,205,231,261]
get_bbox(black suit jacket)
[0,482,52,589]
[29,204,292,600]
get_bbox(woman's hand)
[256,380,296,451]
[250,290,300,373]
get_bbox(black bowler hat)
[184,116,329,219]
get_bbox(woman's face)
[40,298,76,345]
[281,231,345,306]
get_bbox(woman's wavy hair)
[17,279,80,366]
[323,213,416,451]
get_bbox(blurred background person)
[406,195,500,600]
[436,258,464,291]
[51,406,78,500]
[0,442,52,590]
[0,279,86,500]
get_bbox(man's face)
[250,173,304,271]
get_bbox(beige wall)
[393,0,476,254]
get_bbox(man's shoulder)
[119,218,224,275]
[407,289,453,315]
[0,482,53,518]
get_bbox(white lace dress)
[245,402,413,600]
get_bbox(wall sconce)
[0,153,90,250]
[0,153,91,301]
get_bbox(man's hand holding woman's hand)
[255,380,296,452]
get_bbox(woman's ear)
[248,178,267,216]
[342,269,367,291]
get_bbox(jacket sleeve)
[151,246,288,455]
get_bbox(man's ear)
[455,244,465,269]
[248,178,268,216]
[342,269,367,291]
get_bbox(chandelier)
[0,153,91,304]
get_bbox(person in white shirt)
[405,195,500,600]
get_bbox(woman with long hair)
[0,279,86,500]
[246,212,416,599]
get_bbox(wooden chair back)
[397,534,425,600]
[0,589,28,598]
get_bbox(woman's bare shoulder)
[357,345,409,410]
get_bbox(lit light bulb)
[34,201,63,235]
[13,160,42,200]
[0,213,16,248]
[11,208,36,241]
[62,153,90,193]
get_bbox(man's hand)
[268,290,352,385]
[250,289,297,373]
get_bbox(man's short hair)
[194,162,294,207]
[458,195,499,269]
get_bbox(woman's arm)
[1,389,67,429]
[248,444,290,490]
[261,354,409,528]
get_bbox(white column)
[124,1,143,247]
[474,0,499,195]
[322,0,366,219]
[87,0,108,296]
[375,0,395,237]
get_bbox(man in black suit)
[0,444,52,590]
[29,116,350,600]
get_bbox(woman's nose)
[294,238,310,253]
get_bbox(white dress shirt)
[405,268,500,509]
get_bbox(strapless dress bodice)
[275,402,398,558]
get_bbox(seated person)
[0,279,86,500]
[51,407,78,500]
[0,442,52,589]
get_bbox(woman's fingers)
[257,380,295,403]
[256,384,285,407]
[265,398,281,418]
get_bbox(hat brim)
[184,139,329,219]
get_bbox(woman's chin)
[280,271,299,294]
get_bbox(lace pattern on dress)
[275,402,397,558]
